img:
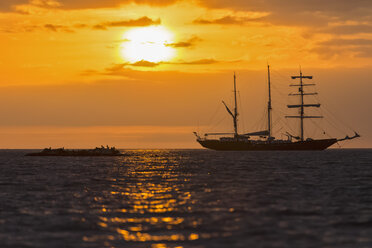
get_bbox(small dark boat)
[26,146,126,156]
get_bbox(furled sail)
[243,130,270,136]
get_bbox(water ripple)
[0,149,371,248]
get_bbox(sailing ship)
[194,66,360,151]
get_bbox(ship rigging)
[194,66,360,151]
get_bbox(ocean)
[0,149,371,248]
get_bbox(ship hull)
[197,138,338,151]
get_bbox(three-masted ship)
[194,66,360,150]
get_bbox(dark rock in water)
[25,146,126,156]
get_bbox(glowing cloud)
[121,26,175,63]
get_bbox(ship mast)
[222,73,239,138]
[233,72,238,138]
[267,65,272,139]
[286,69,322,141]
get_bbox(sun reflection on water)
[84,150,201,247]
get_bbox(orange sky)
[0,0,371,148]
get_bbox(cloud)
[3,0,372,31]
[131,60,159,67]
[312,38,372,59]
[80,69,99,76]
[165,36,202,48]
[193,15,260,25]
[105,16,160,27]
[4,0,368,15]
[352,46,372,57]
[2,0,372,28]
[57,0,177,9]
[93,16,161,30]
[0,0,178,12]
[7,23,79,33]
[102,62,161,76]
[87,59,220,76]
[154,59,220,66]
[74,23,88,29]
[173,59,218,65]
[17,16,161,34]
[200,0,372,17]
[1,0,62,13]
[0,0,28,11]
[320,38,372,47]
[44,24,74,32]
[322,24,372,35]
[92,24,108,30]
[30,0,61,7]
[196,0,372,27]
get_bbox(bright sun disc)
[121,26,175,63]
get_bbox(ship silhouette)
[194,66,360,151]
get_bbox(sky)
[0,0,371,148]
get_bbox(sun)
[121,26,175,63]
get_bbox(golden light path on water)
[121,26,176,63]
[81,150,223,248]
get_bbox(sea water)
[0,149,371,248]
